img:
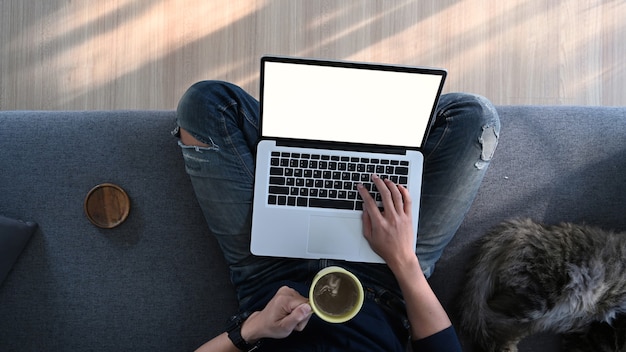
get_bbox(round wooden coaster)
[84,183,130,229]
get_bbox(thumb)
[283,303,312,332]
[361,208,372,239]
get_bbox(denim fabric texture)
[175,80,500,306]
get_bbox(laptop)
[250,56,446,263]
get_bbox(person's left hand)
[241,286,313,343]
[357,174,416,271]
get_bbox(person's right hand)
[357,174,417,272]
[358,175,454,342]
[240,286,313,343]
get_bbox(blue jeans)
[175,80,500,308]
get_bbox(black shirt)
[241,281,462,352]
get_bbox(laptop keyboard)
[267,151,409,211]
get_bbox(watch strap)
[226,312,262,351]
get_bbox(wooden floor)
[1,0,624,110]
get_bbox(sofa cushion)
[0,215,37,285]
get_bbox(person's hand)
[358,175,454,341]
[357,174,417,271]
[240,286,313,343]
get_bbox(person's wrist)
[226,311,262,351]
[388,253,420,278]
[240,311,262,344]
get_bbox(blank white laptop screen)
[261,61,444,148]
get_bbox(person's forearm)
[356,176,452,339]
[390,256,452,340]
[195,312,262,352]
[194,332,239,352]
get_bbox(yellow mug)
[309,266,364,323]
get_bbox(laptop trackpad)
[307,215,361,257]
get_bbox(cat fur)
[459,218,626,352]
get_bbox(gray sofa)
[1,106,624,351]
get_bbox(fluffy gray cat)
[460,218,626,352]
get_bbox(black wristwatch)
[226,311,262,351]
